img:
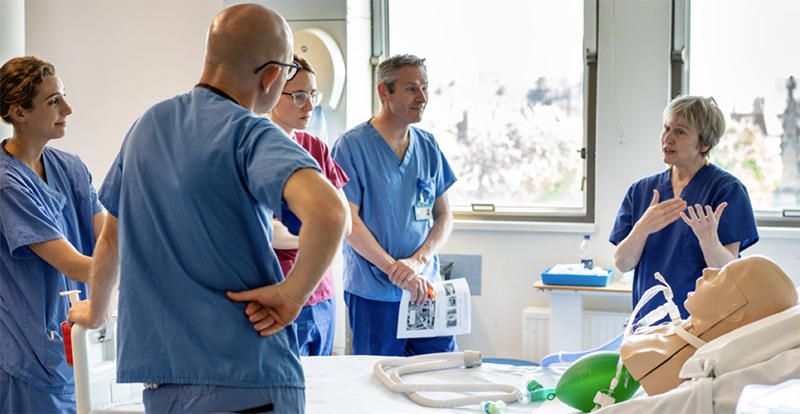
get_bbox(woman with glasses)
[0,56,105,413]
[268,54,351,356]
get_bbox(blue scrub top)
[0,146,102,393]
[331,122,457,302]
[609,163,758,320]
[100,88,320,388]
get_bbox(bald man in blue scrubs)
[67,4,348,413]
[332,54,457,357]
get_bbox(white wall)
[0,0,25,141]
[25,0,223,184]
[21,0,800,361]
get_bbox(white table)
[533,280,632,354]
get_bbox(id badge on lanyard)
[414,178,433,221]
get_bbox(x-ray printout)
[397,278,471,339]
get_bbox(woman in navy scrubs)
[609,95,758,322]
[0,56,105,413]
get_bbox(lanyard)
[195,83,240,107]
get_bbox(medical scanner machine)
[71,284,800,414]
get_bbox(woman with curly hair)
[0,56,105,413]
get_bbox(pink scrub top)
[275,131,349,306]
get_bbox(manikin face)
[270,70,317,134]
[686,267,722,307]
[382,65,428,125]
[17,75,72,140]
[660,116,709,169]
[685,266,747,322]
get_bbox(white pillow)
[680,303,800,379]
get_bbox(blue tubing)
[482,358,539,367]
[538,332,624,367]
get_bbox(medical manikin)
[621,255,797,395]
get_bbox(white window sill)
[453,221,799,240]
[453,220,595,234]
[757,227,800,239]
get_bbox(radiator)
[522,308,628,364]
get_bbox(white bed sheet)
[89,356,586,414]
[595,347,800,414]
[303,356,582,414]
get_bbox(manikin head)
[621,255,797,395]
[685,255,797,332]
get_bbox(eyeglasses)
[254,61,302,81]
[282,91,324,107]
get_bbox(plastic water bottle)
[580,235,593,269]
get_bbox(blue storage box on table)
[541,265,614,287]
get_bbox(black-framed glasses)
[254,61,302,81]
[282,91,324,107]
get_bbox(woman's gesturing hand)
[681,202,728,245]
[637,190,688,235]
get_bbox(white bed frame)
[70,319,560,414]
[71,317,144,414]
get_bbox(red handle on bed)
[61,322,73,367]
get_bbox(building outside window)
[387,0,589,220]
[689,0,800,223]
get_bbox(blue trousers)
[345,292,457,356]
[143,384,304,414]
[295,298,336,356]
[0,368,76,414]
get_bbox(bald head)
[205,3,292,75]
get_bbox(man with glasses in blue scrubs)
[67,4,348,413]
[331,54,457,357]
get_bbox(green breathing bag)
[527,351,640,413]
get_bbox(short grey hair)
[377,54,427,94]
[663,95,726,158]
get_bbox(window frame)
[372,0,598,224]
[677,0,800,228]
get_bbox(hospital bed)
[72,290,800,414]
[71,319,578,413]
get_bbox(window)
[688,0,800,227]
[384,0,595,222]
